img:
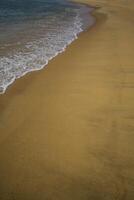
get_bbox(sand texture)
[0,0,134,199]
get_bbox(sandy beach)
[0,0,134,199]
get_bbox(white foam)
[0,5,95,94]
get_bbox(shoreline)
[0,2,95,95]
[0,0,134,199]
[1,22,99,99]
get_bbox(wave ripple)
[0,0,95,94]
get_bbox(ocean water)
[0,0,95,94]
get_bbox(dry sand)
[0,0,134,199]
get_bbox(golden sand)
[0,0,134,199]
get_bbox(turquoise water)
[0,0,95,93]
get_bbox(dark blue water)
[0,0,95,93]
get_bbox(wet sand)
[0,0,134,199]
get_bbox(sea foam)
[0,0,95,94]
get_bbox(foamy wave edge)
[0,5,95,94]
